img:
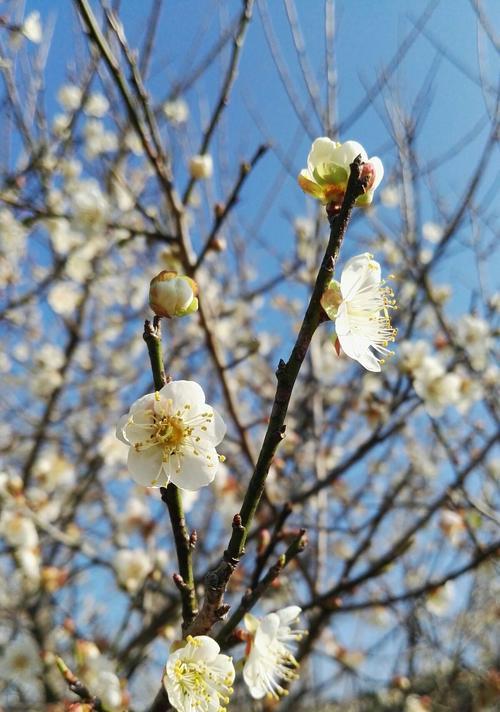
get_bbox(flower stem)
[142,316,198,629]
[227,156,368,557]
[143,316,166,390]
[161,484,198,630]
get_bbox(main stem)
[227,158,368,559]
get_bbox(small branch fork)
[55,656,106,711]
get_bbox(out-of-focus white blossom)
[439,509,465,546]
[114,548,152,593]
[47,282,83,316]
[33,450,75,491]
[71,179,109,231]
[405,694,431,712]
[163,635,235,712]
[84,119,118,158]
[57,84,83,112]
[188,154,213,180]
[321,253,397,372]
[380,185,399,207]
[422,221,443,243]
[425,580,455,616]
[412,357,461,416]
[243,606,304,700]
[456,313,492,371]
[116,380,226,490]
[163,97,189,124]
[0,510,38,549]
[1,636,42,682]
[298,137,383,209]
[84,93,110,118]
[22,11,43,44]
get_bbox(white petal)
[255,613,280,650]
[209,653,235,682]
[307,137,338,172]
[170,448,219,491]
[334,140,368,166]
[367,156,384,191]
[340,253,379,299]
[334,302,351,336]
[243,652,268,699]
[124,419,155,445]
[338,332,381,372]
[191,405,226,446]
[158,380,206,412]
[277,606,301,625]
[190,635,221,663]
[116,414,130,444]
[129,392,156,417]
[127,445,165,486]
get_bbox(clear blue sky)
[22,0,497,316]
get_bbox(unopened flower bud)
[209,237,227,252]
[189,153,213,180]
[149,271,198,318]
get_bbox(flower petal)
[307,137,338,173]
[169,448,219,490]
[340,253,380,300]
[277,606,302,625]
[158,380,206,413]
[334,140,368,166]
[338,332,381,372]
[127,445,165,487]
[116,414,131,444]
[367,156,384,191]
[298,171,324,200]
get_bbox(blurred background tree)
[0,1,498,710]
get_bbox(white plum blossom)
[91,670,122,710]
[0,510,38,549]
[422,221,443,243]
[321,253,397,372]
[439,509,465,546]
[57,84,83,112]
[298,137,383,209]
[84,93,110,118]
[47,282,83,316]
[114,548,152,593]
[2,636,42,682]
[412,356,461,416]
[163,635,235,712]
[456,313,492,371]
[243,606,304,700]
[71,179,109,232]
[405,695,430,712]
[163,97,189,124]
[380,185,399,207]
[21,12,43,44]
[116,380,226,490]
[189,154,213,180]
[425,581,455,616]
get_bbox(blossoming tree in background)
[0,2,498,711]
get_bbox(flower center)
[173,648,232,711]
[154,415,186,451]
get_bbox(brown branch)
[55,656,106,711]
[216,529,308,646]
[182,157,369,641]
